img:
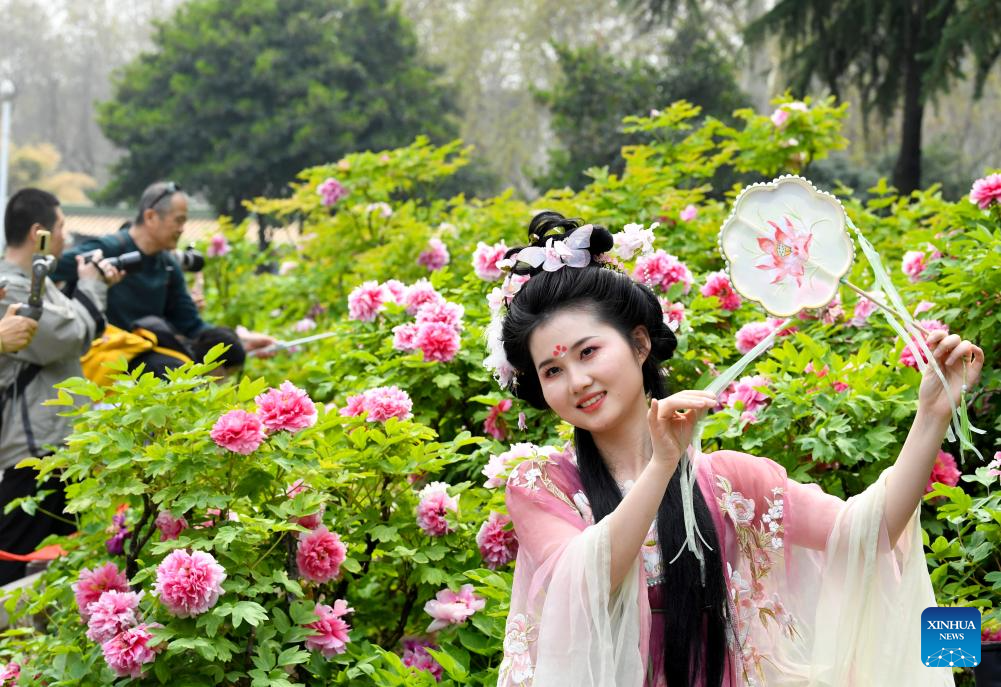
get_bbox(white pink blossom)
[424,584,485,632]
[472,241,509,281]
[613,223,656,260]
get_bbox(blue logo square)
[921,607,981,668]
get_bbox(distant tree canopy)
[97,0,459,218]
[745,0,1001,195]
[534,22,747,191]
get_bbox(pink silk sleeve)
[500,457,647,687]
[706,449,845,550]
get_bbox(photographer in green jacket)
[52,181,275,358]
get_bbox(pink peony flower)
[983,625,1001,642]
[382,279,407,304]
[679,204,698,222]
[721,375,770,423]
[633,250,693,294]
[393,323,419,352]
[416,482,458,537]
[417,238,450,271]
[318,178,348,207]
[305,599,353,658]
[415,321,461,363]
[416,300,464,331]
[969,173,1001,209]
[339,393,368,417]
[207,234,230,258]
[101,623,162,678]
[770,108,790,128]
[483,399,513,441]
[367,385,414,422]
[155,512,188,541]
[900,320,949,369]
[255,381,317,433]
[901,251,928,282]
[832,381,850,393]
[294,317,317,333]
[403,279,443,316]
[700,271,742,311]
[925,450,961,493]
[402,638,443,681]
[347,280,388,322]
[476,511,518,569]
[472,241,509,281]
[424,584,485,632]
[613,223,656,260]
[154,550,227,617]
[850,296,879,326]
[296,526,347,583]
[211,409,265,454]
[340,386,414,422]
[86,589,142,643]
[482,442,541,488]
[735,320,777,355]
[0,662,20,684]
[74,563,129,620]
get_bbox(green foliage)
[534,21,748,191]
[97,0,459,218]
[744,0,1001,193]
[3,94,998,684]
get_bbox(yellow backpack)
[81,324,192,386]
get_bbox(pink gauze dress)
[497,445,953,687]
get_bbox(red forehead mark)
[552,344,568,358]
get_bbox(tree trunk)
[892,9,924,195]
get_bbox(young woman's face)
[528,308,649,433]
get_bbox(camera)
[81,249,143,272]
[174,246,205,273]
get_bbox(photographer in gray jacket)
[0,188,122,585]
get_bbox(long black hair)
[500,211,732,686]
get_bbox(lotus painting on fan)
[719,176,854,318]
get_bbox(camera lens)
[178,247,205,273]
[108,251,143,271]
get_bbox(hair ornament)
[516,225,593,272]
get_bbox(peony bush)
[1,97,998,685]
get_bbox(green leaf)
[231,600,269,628]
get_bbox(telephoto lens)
[108,251,142,271]
[81,249,143,274]
[175,246,205,273]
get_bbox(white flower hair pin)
[515,225,593,272]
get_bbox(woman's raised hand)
[647,390,717,472]
[918,329,984,420]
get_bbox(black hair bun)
[506,211,614,272]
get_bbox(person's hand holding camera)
[76,251,125,286]
[0,299,38,354]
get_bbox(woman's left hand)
[917,329,984,419]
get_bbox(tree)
[534,21,747,191]
[745,0,1001,194]
[97,0,458,218]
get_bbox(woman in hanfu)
[488,212,984,687]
